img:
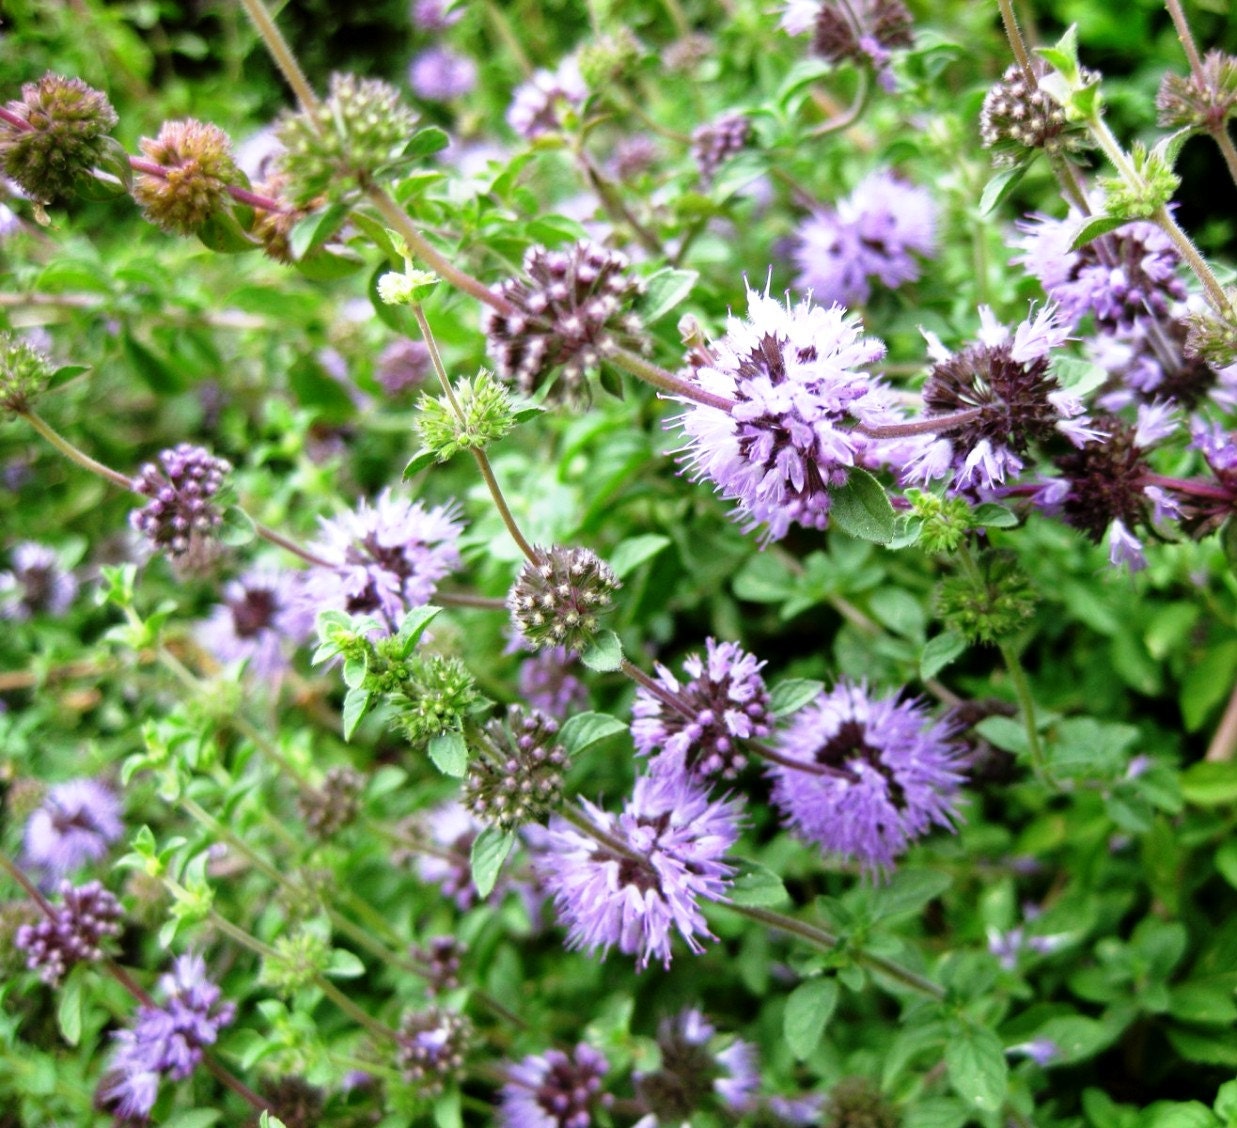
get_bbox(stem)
[1205,680,1237,762]
[253,520,333,568]
[484,0,533,77]
[434,591,508,610]
[0,105,31,132]
[575,147,664,258]
[998,640,1049,784]
[1152,203,1232,315]
[1164,0,1205,77]
[235,0,320,114]
[1212,128,1237,189]
[365,187,513,314]
[558,801,647,864]
[128,157,286,212]
[724,903,946,999]
[808,72,872,139]
[0,852,54,914]
[1142,472,1232,501]
[20,411,134,490]
[609,347,737,411]
[996,0,1037,86]
[857,408,985,440]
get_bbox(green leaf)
[784,977,838,1059]
[293,245,365,281]
[403,125,450,161]
[341,687,372,742]
[162,1113,223,1128]
[396,605,443,651]
[1050,355,1110,397]
[405,448,440,476]
[428,730,469,777]
[1181,761,1237,807]
[560,711,628,756]
[921,631,966,679]
[123,331,187,393]
[288,353,356,421]
[217,506,256,548]
[1070,214,1128,252]
[769,678,824,718]
[289,203,351,261]
[870,868,953,920]
[342,657,367,689]
[1216,838,1237,889]
[979,162,1031,216]
[641,268,698,322]
[610,534,671,579]
[581,630,623,672]
[57,970,83,1046]
[326,949,366,978]
[196,208,260,254]
[471,826,516,898]
[974,715,1030,756]
[433,1086,463,1128]
[971,503,1020,529]
[727,861,790,907]
[946,1024,1009,1112]
[829,468,896,544]
[1035,24,1081,84]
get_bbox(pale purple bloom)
[518,644,589,718]
[1107,518,1147,571]
[197,567,310,679]
[101,953,235,1119]
[673,287,902,542]
[780,0,820,35]
[766,1094,828,1124]
[632,638,771,781]
[1013,210,1184,333]
[416,801,485,910]
[412,0,462,29]
[0,202,20,240]
[769,681,965,872]
[507,59,587,140]
[0,541,78,620]
[376,337,431,395]
[302,489,463,630]
[411,47,478,101]
[1009,1038,1059,1066]
[499,1043,610,1127]
[24,778,123,878]
[533,774,742,969]
[792,171,937,307]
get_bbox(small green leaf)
[396,606,443,651]
[979,162,1031,216]
[57,971,83,1046]
[342,657,367,689]
[326,949,366,978]
[829,468,896,544]
[727,861,790,907]
[581,630,623,672]
[404,448,439,477]
[341,687,372,741]
[471,826,516,898]
[403,125,450,161]
[1070,214,1128,252]
[769,678,824,717]
[428,730,469,777]
[784,978,838,1060]
[196,208,260,254]
[610,535,671,579]
[641,268,698,322]
[869,868,953,920]
[946,1024,1009,1112]
[216,506,256,548]
[970,503,1019,529]
[560,711,628,756]
[289,203,351,261]
[1181,761,1237,807]
[921,631,966,679]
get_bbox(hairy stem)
[20,411,134,490]
[235,0,320,114]
[996,0,1037,86]
[609,346,737,411]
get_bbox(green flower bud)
[1183,301,1237,368]
[1157,50,1237,133]
[1098,143,1180,221]
[935,550,1037,646]
[906,489,973,554]
[0,332,52,418]
[134,119,241,236]
[259,926,332,994]
[0,73,118,204]
[577,29,643,87]
[391,654,479,748]
[823,1076,901,1128]
[377,268,439,305]
[275,73,418,206]
[414,369,516,463]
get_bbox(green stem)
[1164,0,1205,76]
[1151,203,1232,315]
[366,187,513,314]
[235,0,320,114]
[484,0,533,76]
[999,640,1049,784]
[252,521,333,567]
[21,411,133,490]
[724,903,946,999]
[609,346,737,411]
[996,0,1037,86]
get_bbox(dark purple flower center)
[229,587,278,638]
[813,719,907,808]
[18,564,54,613]
[1054,418,1151,541]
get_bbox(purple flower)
[415,801,485,910]
[129,443,231,565]
[412,0,462,29]
[905,305,1098,493]
[507,59,587,140]
[792,171,937,307]
[1009,1038,1059,1066]
[24,778,123,878]
[376,337,432,395]
[532,774,742,969]
[768,681,965,872]
[396,1007,471,1093]
[632,638,772,781]
[0,541,78,620]
[302,489,463,630]
[672,286,901,542]
[499,1043,610,1127]
[101,953,235,1119]
[691,112,751,188]
[1013,210,1185,334]
[410,47,478,101]
[16,879,123,985]
[196,567,310,679]
[518,644,589,718]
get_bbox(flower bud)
[980,60,1091,164]
[935,549,1037,645]
[396,1007,471,1094]
[134,119,241,236]
[1098,144,1180,222]
[297,766,365,839]
[258,927,331,994]
[391,654,480,749]
[0,73,118,203]
[508,545,620,654]
[463,706,569,830]
[414,369,516,463]
[129,443,231,564]
[1157,50,1237,132]
[0,332,52,418]
[16,879,123,986]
